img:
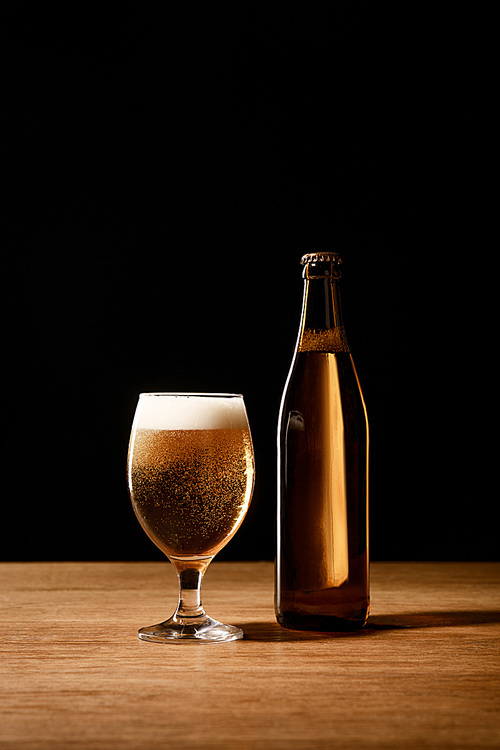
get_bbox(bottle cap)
[300,251,342,265]
[300,252,342,279]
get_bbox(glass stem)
[175,568,206,621]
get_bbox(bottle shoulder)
[284,350,359,388]
[280,351,368,429]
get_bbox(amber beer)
[276,252,369,631]
[128,395,254,560]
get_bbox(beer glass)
[127,393,255,642]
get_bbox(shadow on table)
[241,611,500,642]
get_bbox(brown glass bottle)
[276,252,369,631]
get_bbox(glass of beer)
[127,393,255,642]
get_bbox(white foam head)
[133,393,249,431]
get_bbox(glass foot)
[138,615,243,643]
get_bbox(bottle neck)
[297,274,349,354]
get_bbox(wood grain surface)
[1,561,499,749]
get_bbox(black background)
[3,3,495,561]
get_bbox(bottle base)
[276,611,368,632]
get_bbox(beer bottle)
[276,252,369,630]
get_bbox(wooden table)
[1,562,499,749]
